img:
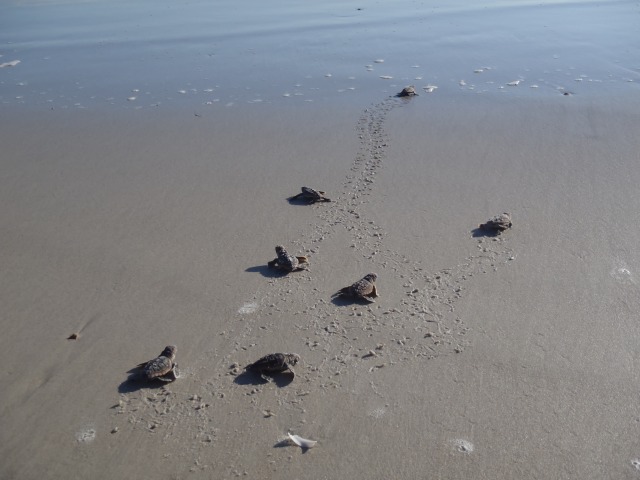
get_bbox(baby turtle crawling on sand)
[136,345,179,382]
[333,273,379,302]
[479,212,512,233]
[245,353,300,382]
[268,245,309,272]
[396,86,418,97]
[288,186,331,203]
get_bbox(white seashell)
[288,433,317,449]
[506,80,521,86]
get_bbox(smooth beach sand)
[1,1,640,478]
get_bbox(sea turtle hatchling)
[245,353,301,382]
[288,186,331,203]
[333,273,379,302]
[136,345,179,382]
[267,245,309,272]
[396,85,418,97]
[479,212,512,233]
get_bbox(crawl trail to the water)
[111,96,513,471]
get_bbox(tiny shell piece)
[288,433,317,449]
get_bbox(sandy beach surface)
[2,1,640,478]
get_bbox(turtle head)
[160,345,177,359]
[364,273,378,282]
[286,353,301,365]
[275,245,285,254]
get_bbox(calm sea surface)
[0,0,637,110]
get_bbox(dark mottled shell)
[481,213,512,231]
[349,273,377,297]
[246,353,300,374]
[301,186,324,200]
[143,345,176,379]
[397,86,418,97]
[275,245,300,271]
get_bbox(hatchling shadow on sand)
[471,227,502,238]
[118,374,171,394]
[286,198,318,207]
[330,295,376,307]
[233,370,294,388]
[245,265,288,278]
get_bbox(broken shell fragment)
[288,433,317,449]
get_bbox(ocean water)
[0,0,637,110]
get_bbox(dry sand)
[2,1,640,479]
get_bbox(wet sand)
[2,1,640,479]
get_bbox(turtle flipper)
[293,256,309,271]
[287,365,296,379]
[157,364,179,382]
[288,193,304,201]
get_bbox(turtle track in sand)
[112,96,513,471]
[229,96,513,367]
